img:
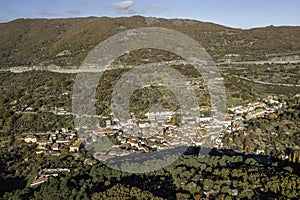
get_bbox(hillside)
[1,16,300,68]
[1,16,300,200]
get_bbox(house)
[48,150,61,156]
[25,107,34,111]
[117,135,127,144]
[248,102,265,109]
[197,117,212,123]
[101,128,114,135]
[194,140,205,146]
[216,117,231,128]
[138,121,150,129]
[245,109,267,120]
[37,140,51,148]
[182,117,196,124]
[146,111,174,122]
[145,112,156,121]
[57,111,67,115]
[235,108,249,115]
[51,143,59,151]
[49,134,57,142]
[105,120,111,128]
[56,138,70,144]
[231,189,239,196]
[131,136,139,141]
[30,176,48,187]
[127,139,139,148]
[25,134,37,143]
[255,148,265,155]
[112,125,122,130]
[61,128,68,134]
[36,150,47,155]
[69,139,82,152]
[156,115,170,123]
[69,145,79,153]
[137,143,145,151]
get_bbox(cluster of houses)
[228,96,285,121]
[83,108,233,161]
[24,128,82,156]
[22,94,288,163]
[86,95,289,162]
[225,96,289,154]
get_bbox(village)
[23,95,287,187]
[82,95,284,161]
[24,95,285,160]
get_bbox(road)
[1,59,299,88]
[1,59,300,74]
[231,74,300,88]
[216,59,300,66]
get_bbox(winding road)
[1,59,299,88]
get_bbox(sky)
[0,0,300,29]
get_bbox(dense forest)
[1,143,300,200]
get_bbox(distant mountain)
[0,16,300,68]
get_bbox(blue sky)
[0,0,299,29]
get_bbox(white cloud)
[110,1,169,15]
[110,1,136,14]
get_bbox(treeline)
[1,152,299,199]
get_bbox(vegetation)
[1,16,300,199]
[223,96,300,160]
[1,16,300,68]
[1,150,299,199]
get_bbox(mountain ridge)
[1,16,300,68]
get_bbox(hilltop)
[1,16,300,68]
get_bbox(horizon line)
[1,15,300,30]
